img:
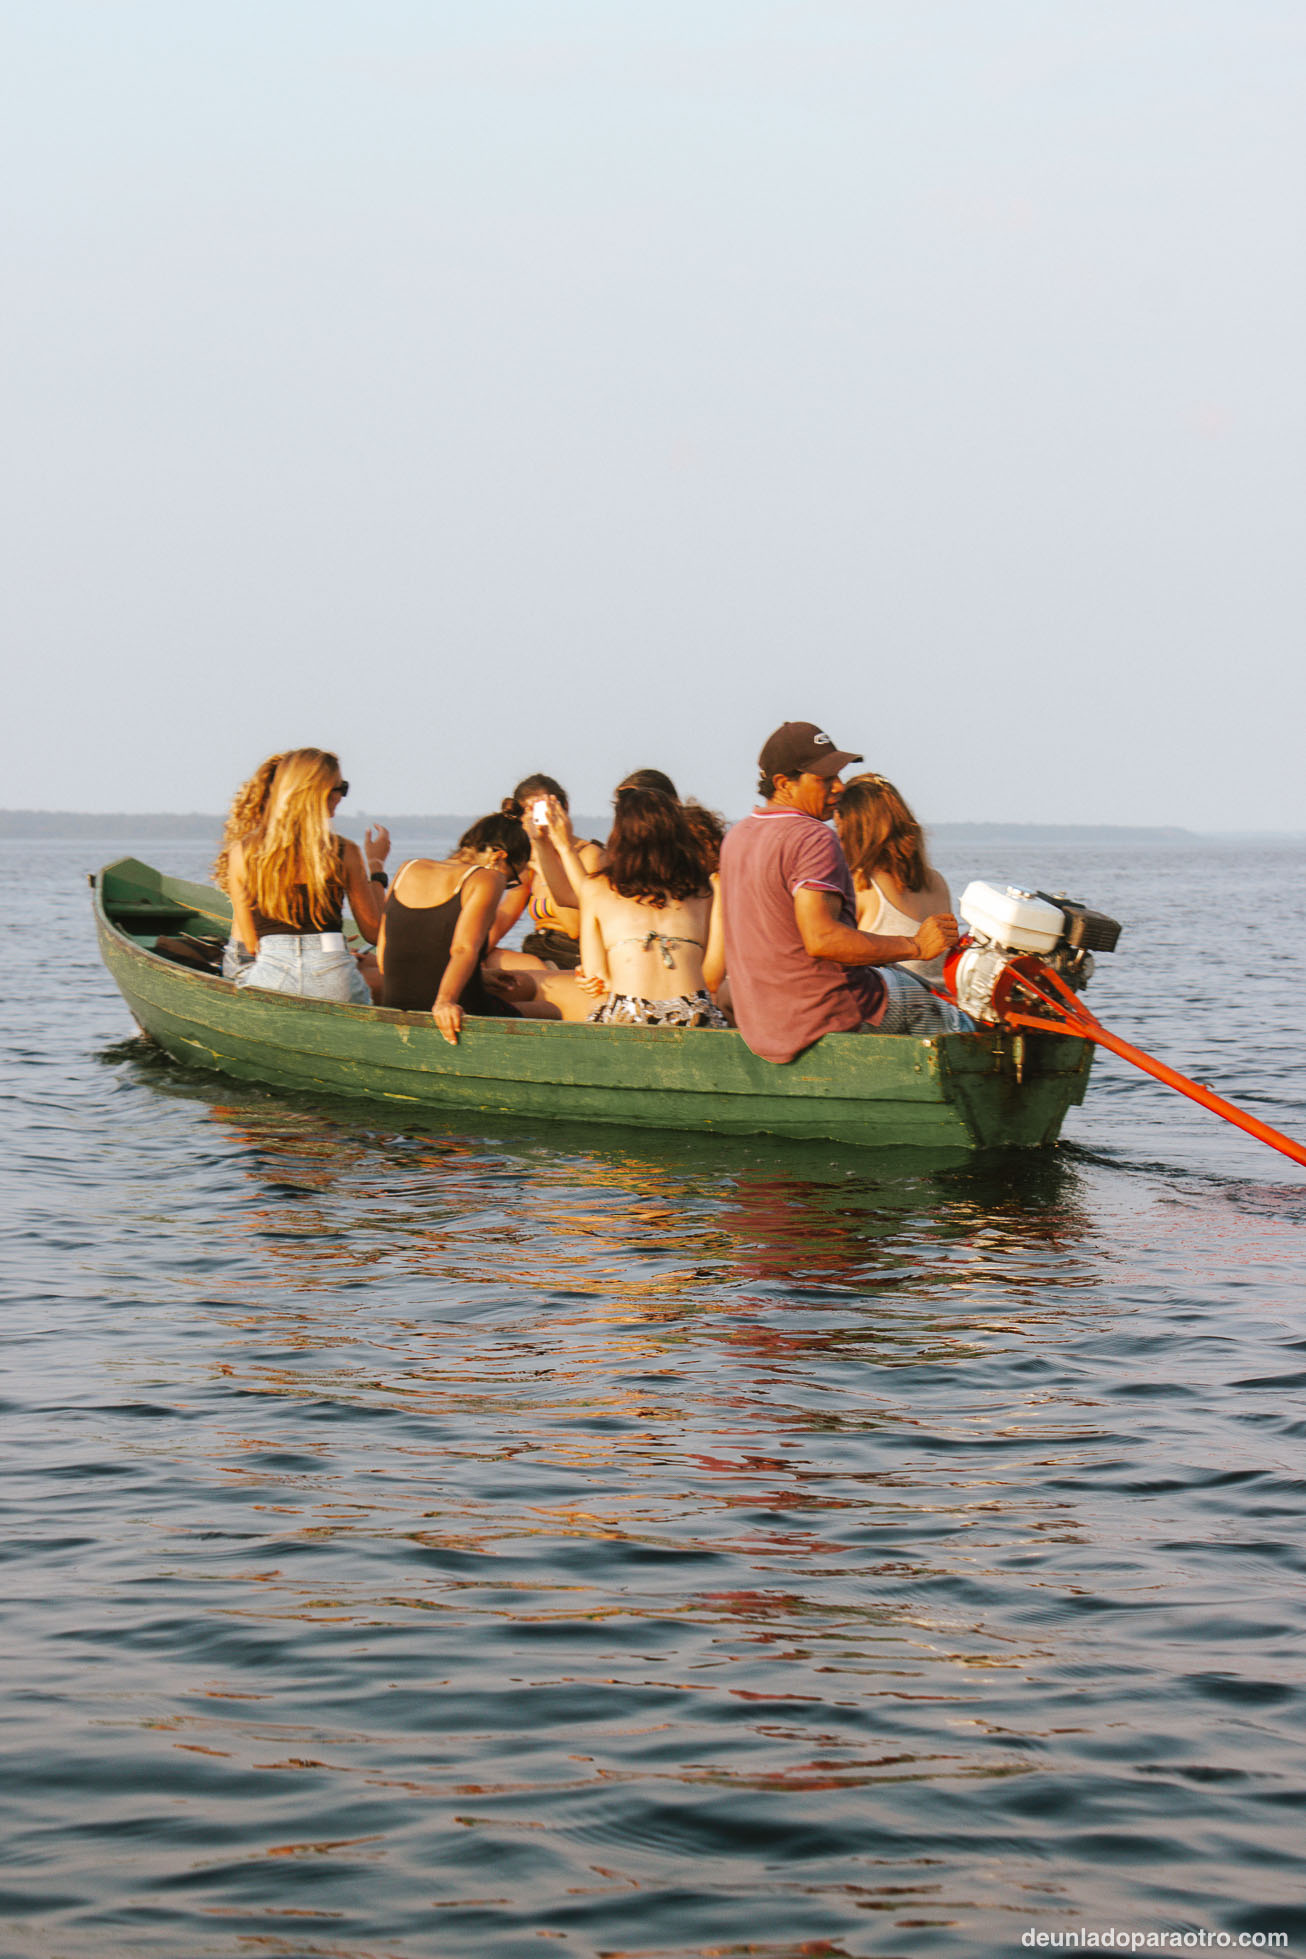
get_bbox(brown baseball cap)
[758,721,864,780]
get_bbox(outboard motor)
[935,883,1306,1170]
[944,882,1121,1026]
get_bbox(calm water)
[4,836,1306,1958]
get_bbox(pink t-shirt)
[719,807,886,1064]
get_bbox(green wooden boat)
[92,857,1094,1150]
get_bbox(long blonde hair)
[212,752,285,893]
[240,748,344,928]
[835,772,935,894]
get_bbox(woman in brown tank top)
[382,805,604,1041]
[377,809,525,1033]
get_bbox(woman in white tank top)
[833,774,952,982]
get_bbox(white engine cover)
[959,881,1065,954]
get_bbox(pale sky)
[3,1,1302,826]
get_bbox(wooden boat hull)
[93,858,1093,1151]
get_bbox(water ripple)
[2,840,1306,1953]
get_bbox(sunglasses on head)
[331,779,349,798]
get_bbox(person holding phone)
[484,773,604,970]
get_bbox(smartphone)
[532,799,549,825]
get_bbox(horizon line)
[5,809,1304,841]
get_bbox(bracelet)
[369,869,389,889]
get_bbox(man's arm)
[792,886,958,967]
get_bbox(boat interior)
[95,864,234,972]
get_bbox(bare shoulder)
[878,868,952,916]
[391,857,450,900]
[459,865,505,912]
[461,863,500,892]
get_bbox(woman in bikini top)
[559,785,727,1029]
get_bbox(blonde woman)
[226,749,390,1004]
[832,773,952,982]
[213,752,284,978]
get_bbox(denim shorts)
[222,940,254,980]
[235,933,370,1006]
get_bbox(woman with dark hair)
[832,773,952,981]
[529,767,691,896]
[379,804,549,1042]
[552,786,727,1028]
[679,800,726,877]
[485,772,604,970]
[616,767,679,800]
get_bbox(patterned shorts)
[588,990,728,1029]
[866,967,974,1036]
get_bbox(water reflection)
[19,1046,1301,1954]
[140,1088,1123,1703]
[110,1078,1112,1545]
[191,1083,1101,1315]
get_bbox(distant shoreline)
[5,810,1301,843]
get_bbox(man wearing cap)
[715,722,968,1064]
